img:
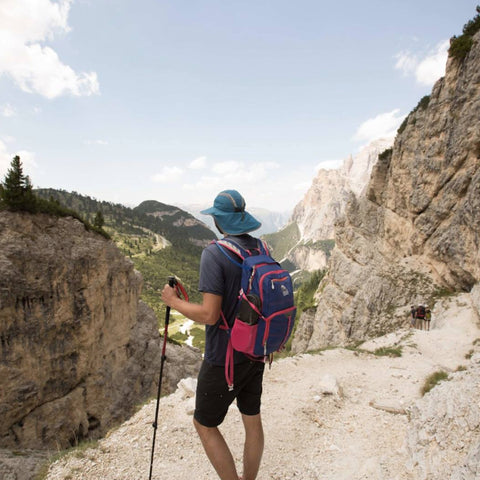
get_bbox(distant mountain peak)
[292,137,394,242]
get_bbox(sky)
[0,0,478,213]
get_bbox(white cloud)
[353,109,406,144]
[212,161,241,176]
[151,166,183,183]
[210,160,279,182]
[0,140,37,177]
[394,52,417,76]
[0,0,99,98]
[189,156,207,169]
[0,140,11,174]
[1,104,16,117]
[183,173,223,192]
[415,40,449,86]
[84,139,109,146]
[182,161,280,194]
[315,159,343,171]
[395,40,449,86]
[16,149,38,171]
[180,160,310,211]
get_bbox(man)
[161,189,265,480]
[410,305,417,328]
[425,307,432,331]
[416,304,426,330]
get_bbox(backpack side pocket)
[231,318,258,354]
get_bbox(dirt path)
[44,293,479,480]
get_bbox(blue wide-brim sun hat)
[200,190,261,235]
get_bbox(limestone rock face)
[292,169,349,242]
[286,138,393,272]
[406,354,480,480]
[0,211,201,449]
[288,245,328,272]
[293,31,480,352]
[291,138,393,243]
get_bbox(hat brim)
[200,208,261,235]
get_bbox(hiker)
[425,308,432,331]
[161,189,265,480]
[416,304,426,330]
[410,305,416,328]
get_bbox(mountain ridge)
[34,189,216,313]
[293,27,480,352]
[264,138,393,279]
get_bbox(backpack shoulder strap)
[214,237,268,268]
[216,239,247,259]
[214,239,247,268]
[258,239,270,256]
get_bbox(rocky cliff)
[0,211,201,450]
[276,138,392,273]
[292,137,393,242]
[292,30,480,352]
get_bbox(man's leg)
[241,413,264,480]
[193,418,239,480]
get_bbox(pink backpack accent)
[215,239,296,390]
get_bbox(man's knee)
[193,417,205,434]
[241,413,263,435]
[194,417,217,440]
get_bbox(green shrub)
[262,222,300,261]
[421,370,449,395]
[449,6,480,61]
[378,148,393,162]
[170,331,188,344]
[449,35,474,61]
[294,269,326,311]
[373,346,402,357]
[397,95,431,135]
[190,327,205,350]
[416,95,431,111]
[397,117,409,135]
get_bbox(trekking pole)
[148,275,176,480]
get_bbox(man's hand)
[160,287,222,326]
[161,284,178,307]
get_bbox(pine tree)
[93,210,105,229]
[0,156,37,211]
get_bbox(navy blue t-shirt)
[199,234,260,365]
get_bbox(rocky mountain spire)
[292,137,393,242]
[293,30,480,352]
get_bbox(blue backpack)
[215,238,296,389]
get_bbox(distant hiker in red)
[162,190,265,480]
[416,305,426,330]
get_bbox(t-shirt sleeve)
[198,247,225,296]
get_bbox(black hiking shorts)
[194,359,265,427]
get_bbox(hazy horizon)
[1,0,478,211]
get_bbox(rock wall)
[292,31,480,352]
[288,245,328,273]
[291,138,393,243]
[285,138,393,273]
[406,353,480,479]
[0,211,201,450]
